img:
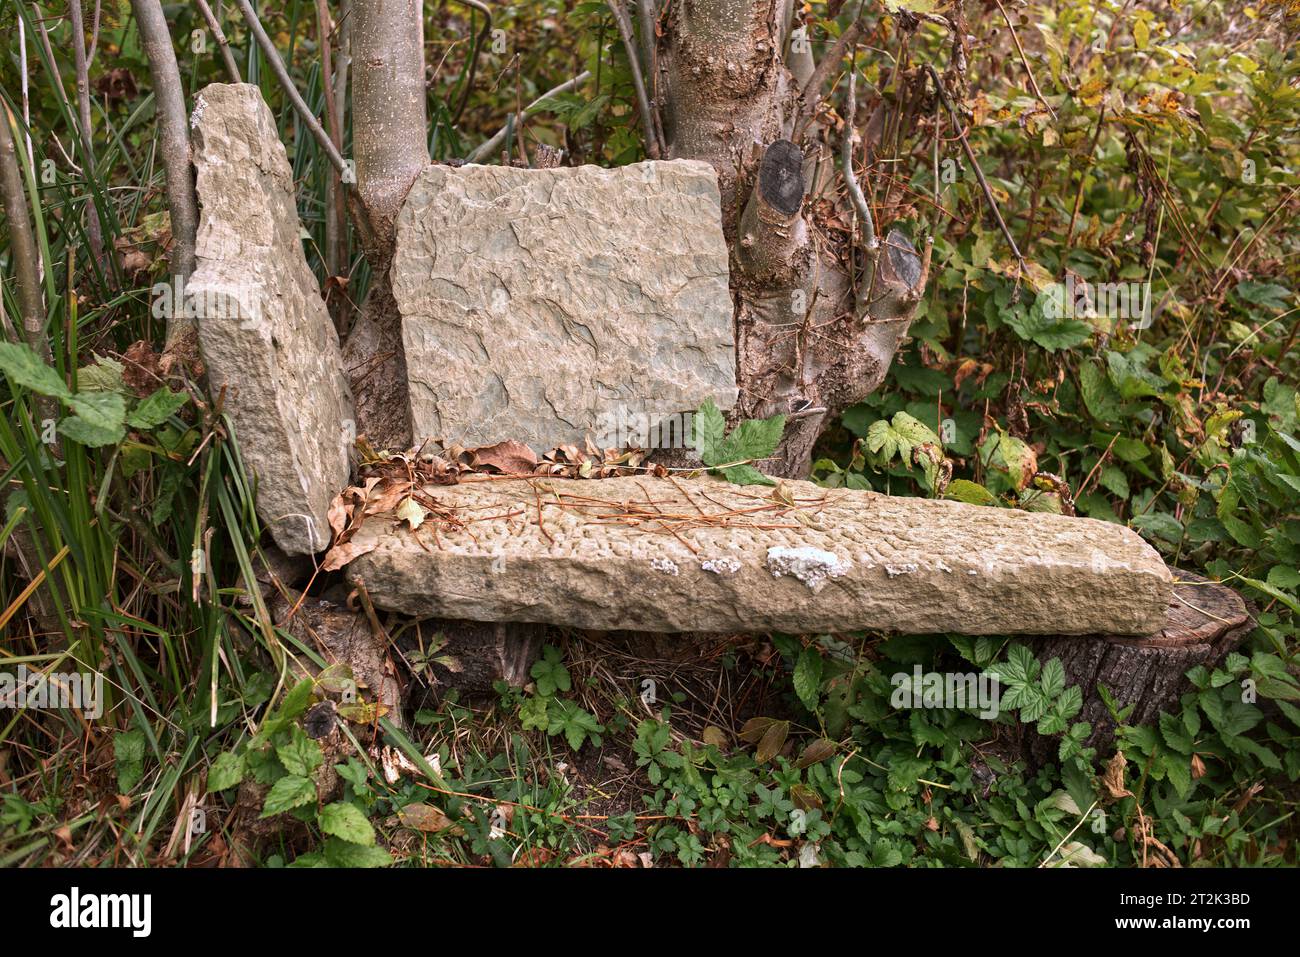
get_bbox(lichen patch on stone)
[701,556,742,576]
[765,546,851,593]
[650,558,680,576]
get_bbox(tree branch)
[792,19,864,141]
[69,0,107,276]
[314,0,343,279]
[234,0,347,177]
[737,139,807,282]
[925,64,1026,275]
[130,0,199,360]
[842,68,878,260]
[0,105,49,359]
[466,72,593,163]
[605,0,662,158]
[193,0,241,83]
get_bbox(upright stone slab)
[345,477,1173,636]
[188,83,353,554]
[393,160,737,451]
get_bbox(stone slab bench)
[344,476,1172,636]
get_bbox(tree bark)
[1022,571,1253,766]
[656,2,930,477]
[341,0,431,452]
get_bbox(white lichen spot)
[190,97,206,130]
[701,556,742,576]
[650,557,679,576]
[885,563,919,578]
[765,546,851,593]
[967,569,979,576]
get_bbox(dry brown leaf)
[469,439,539,474]
[755,719,790,764]
[326,492,350,538]
[364,479,413,516]
[795,738,838,769]
[702,726,729,749]
[321,538,379,572]
[397,802,459,833]
[1102,750,1132,801]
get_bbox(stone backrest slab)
[188,83,354,555]
[393,160,737,452]
[345,476,1172,635]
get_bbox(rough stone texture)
[188,83,353,554]
[345,476,1173,635]
[393,160,737,451]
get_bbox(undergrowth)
[1,0,1297,866]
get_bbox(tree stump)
[1023,570,1253,765]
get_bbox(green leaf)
[718,462,775,486]
[1006,300,1092,351]
[1107,351,1165,400]
[1040,658,1066,700]
[114,730,146,793]
[1266,566,1300,591]
[319,801,376,845]
[712,414,786,465]
[988,432,1037,491]
[891,411,942,448]
[279,678,315,720]
[867,418,900,460]
[530,644,571,696]
[944,479,999,506]
[77,356,126,394]
[792,648,823,711]
[58,413,125,448]
[519,693,549,730]
[868,412,942,467]
[1080,360,1122,423]
[0,342,71,399]
[126,387,189,429]
[260,774,317,818]
[322,838,393,867]
[547,699,605,750]
[1161,752,1192,797]
[207,750,246,792]
[1130,511,1183,544]
[277,726,324,777]
[692,399,726,462]
[60,391,128,447]
[1098,464,1130,499]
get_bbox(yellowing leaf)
[395,496,427,530]
[1134,18,1150,50]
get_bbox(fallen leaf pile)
[319,440,830,572]
[322,437,668,571]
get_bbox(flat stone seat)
[344,476,1172,636]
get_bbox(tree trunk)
[341,0,431,451]
[657,2,930,477]
[1022,570,1253,766]
[131,0,200,373]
